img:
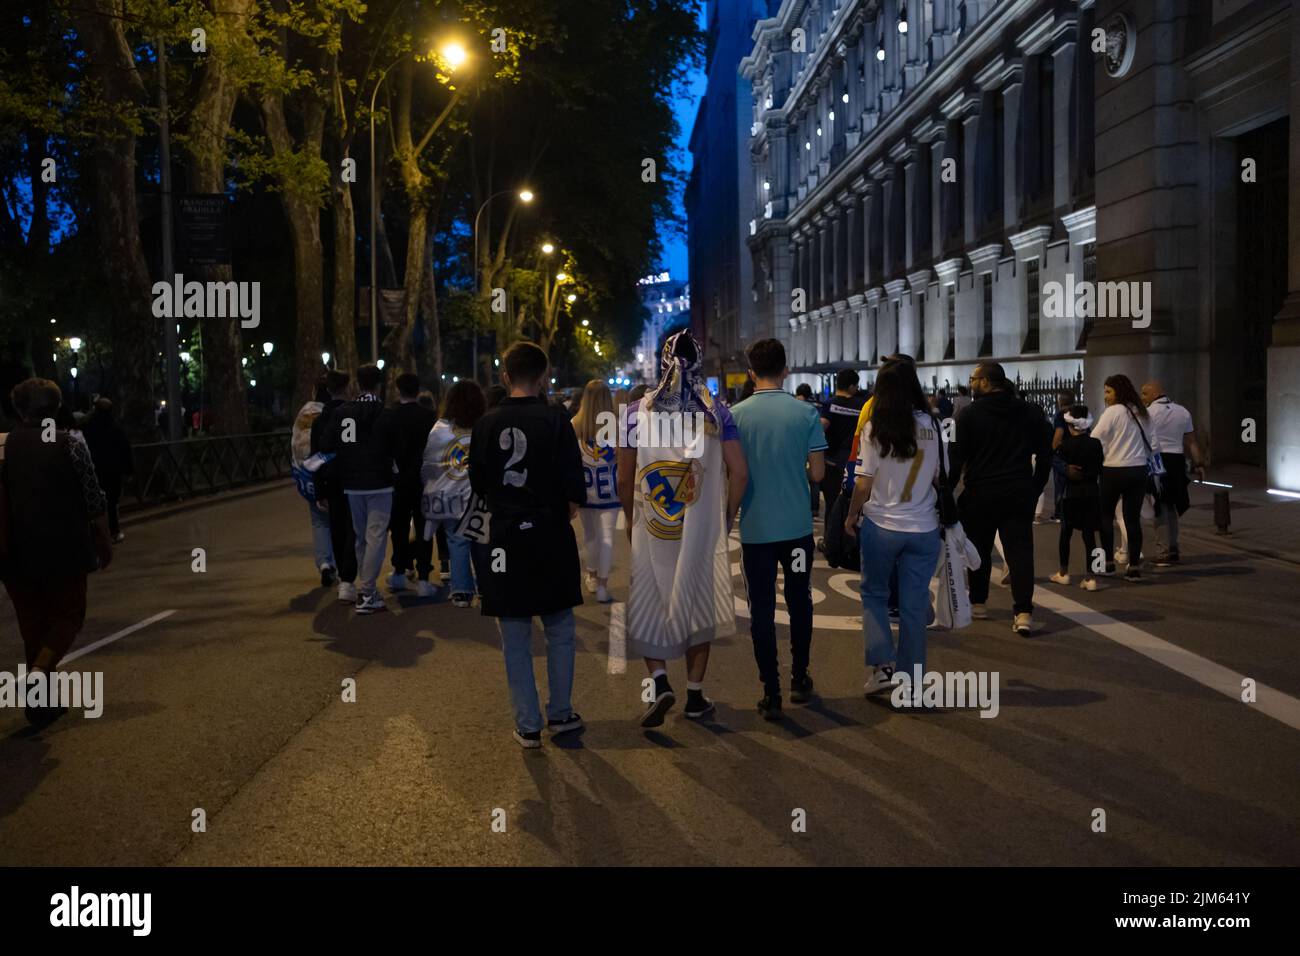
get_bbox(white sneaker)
[387,572,408,592]
[970,603,988,620]
[1080,578,1099,591]
[415,580,439,598]
[583,571,597,594]
[1049,572,1071,586]
[112,532,126,543]
[337,581,357,603]
[1114,549,1128,566]
[1013,613,1036,636]
[354,591,387,615]
[595,585,612,604]
[864,664,896,696]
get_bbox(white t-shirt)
[1090,403,1155,468]
[856,410,943,534]
[1146,397,1193,454]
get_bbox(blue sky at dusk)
[657,8,709,282]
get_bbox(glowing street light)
[556,272,568,282]
[440,41,468,71]
[567,293,577,303]
[377,358,386,370]
[180,351,191,363]
[322,351,330,365]
[263,341,274,356]
[518,189,535,204]
[541,242,555,255]
[68,336,82,351]
[581,319,590,327]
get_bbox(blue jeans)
[859,518,941,678]
[435,517,475,594]
[308,501,333,569]
[347,490,392,596]
[498,610,576,734]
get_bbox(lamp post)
[472,187,534,382]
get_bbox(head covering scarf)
[643,329,715,419]
[1063,409,1093,431]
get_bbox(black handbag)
[823,489,860,572]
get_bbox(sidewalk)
[1179,463,1300,566]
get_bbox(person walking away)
[0,378,113,727]
[81,397,133,544]
[422,380,484,607]
[572,380,620,603]
[312,370,357,602]
[1049,391,1075,522]
[818,368,867,519]
[317,364,399,614]
[292,376,335,586]
[842,361,942,698]
[949,363,1052,635]
[1090,374,1158,581]
[1141,380,1205,567]
[469,342,585,749]
[388,372,438,596]
[952,385,972,419]
[1048,405,1104,591]
[732,338,827,719]
[795,383,820,516]
[618,330,747,726]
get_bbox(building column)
[826,203,842,302]
[895,142,919,271]
[1050,25,1077,212]
[876,160,897,282]
[841,193,859,294]
[1001,62,1024,231]
[960,96,981,245]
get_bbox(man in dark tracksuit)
[388,372,437,592]
[949,362,1052,636]
[310,370,355,601]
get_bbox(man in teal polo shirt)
[731,338,827,720]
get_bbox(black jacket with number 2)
[468,396,585,618]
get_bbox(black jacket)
[1057,432,1103,498]
[949,389,1053,497]
[81,410,133,490]
[392,401,438,484]
[468,396,584,618]
[316,396,400,492]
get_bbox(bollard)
[1213,489,1231,535]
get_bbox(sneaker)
[337,581,357,603]
[864,664,895,696]
[757,694,783,720]
[1154,552,1180,567]
[1012,612,1035,636]
[790,673,815,704]
[112,532,126,544]
[640,689,676,728]
[887,607,900,623]
[513,729,542,749]
[1125,568,1143,582]
[683,693,716,719]
[1114,549,1128,566]
[547,712,584,735]
[595,585,613,604]
[1049,571,1071,586]
[320,565,337,588]
[1102,562,1117,576]
[583,571,597,594]
[387,572,408,592]
[354,591,387,615]
[415,580,439,598]
[451,591,473,608]
[970,603,988,620]
[1080,578,1099,592]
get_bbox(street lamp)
[321,351,330,365]
[263,341,274,356]
[68,336,82,352]
[541,242,555,255]
[566,293,577,303]
[472,186,535,382]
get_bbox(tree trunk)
[422,230,441,382]
[382,201,427,390]
[67,0,157,441]
[331,179,359,374]
[285,199,325,410]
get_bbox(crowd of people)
[0,329,1205,742]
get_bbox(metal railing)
[125,431,292,508]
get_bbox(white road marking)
[59,609,178,665]
[1033,589,1300,732]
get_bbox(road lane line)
[1033,589,1300,732]
[58,610,178,665]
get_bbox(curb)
[1177,525,1300,569]
[120,480,293,528]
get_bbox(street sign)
[177,194,231,267]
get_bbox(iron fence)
[1013,368,1086,421]
[125,431,292,508]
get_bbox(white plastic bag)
[932,523,977,630]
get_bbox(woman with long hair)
[1089,373,1157,580]
[843,360,944,698]
[421,380,487,606]
[573,379,619,602]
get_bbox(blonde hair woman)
[573,379,619,602]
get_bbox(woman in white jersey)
[843,360,944,697]
[1089,373,1157,581]
[421,380,485,607]
[617,330,748,726]
[572,380,620,603]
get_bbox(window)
[1075,242,1097,349]
[1023,258,1040,354]
[944,283,956,360]
[915,293,925,362]
[871,304,880,364]
[979,272,993,357]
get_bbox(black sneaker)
[640,690,676,728]
[790,673,815,704]
[1154,552,1180,567]
[1125,568,1143,582]
[513,729,542,749]
[547,712,583,734]
[683,692,715,719]
[320,565,337,587]
[451,592,473,608]
[757,694,783,721]
[25,703,67,729]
